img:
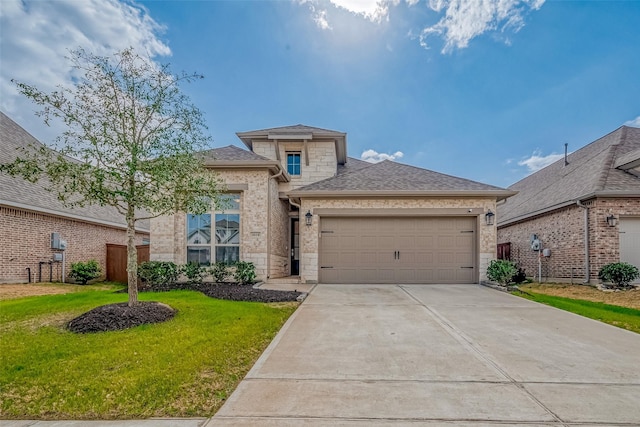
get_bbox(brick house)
[497,126,640,283]
[151,125,515,284]
[0,112,149,284]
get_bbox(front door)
[291,218,300,275]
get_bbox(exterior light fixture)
[606,214,618,227]
[305,210,313,226]
[485,210,495,226]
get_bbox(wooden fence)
[106,244,150,284]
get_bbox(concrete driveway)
[211,284,640,426]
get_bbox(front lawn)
[514,290,640,334]
[0,285,297,419]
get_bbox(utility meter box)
[52,253,63,262]
[531,239,541,251]
[542,248,551,257]
[59,240,67,250]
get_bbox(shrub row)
[137,260,256,288]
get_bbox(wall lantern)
[485,210,495,226]
[305,210,313,226]
[606,214,618,227]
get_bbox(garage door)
[620,217,640,283]
[319,217,476,284]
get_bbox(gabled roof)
[236,124,347,165]
[289,159,515,199]
[499,126,640,226]
[199,145,289,182]
[0,112,150,232]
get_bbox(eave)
[203,160,290,182]
[288,189,517,200]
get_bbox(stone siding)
[151,169,272,280]
[299,198,497,284]
[0,206,146,283]
[269,176,290,278]
[497,197,640,282]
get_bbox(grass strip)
[0,287,297,419]
[514,290,640,334]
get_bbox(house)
[0,112,150,284]
[151,124,515,284]
[497,126,640,283]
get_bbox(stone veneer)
[151,169,290,280]
[252,140,338,191]
[497,197,640,282]
[298,198,497,284]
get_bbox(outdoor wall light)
[305,210,313,226]
[606,214,618,227]
[485,210,495,226]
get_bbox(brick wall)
[497,197,640,282]
[0,206,147,284]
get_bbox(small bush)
[68,259,101,285]
[181,262,207,286]
[137,261,179,288]
[210,262,230,283]
[598,262,640,289]
[234,261,256,285]
[511,266,528,284]
[487,259,517,286]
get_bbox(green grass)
[0,285,298,419]
[514,290,640,334]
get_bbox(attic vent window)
[287,152,301,176]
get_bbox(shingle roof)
[498,126,640,225]
[0,112,150,232]
[337,157,371,175]
[237,124,345,136]
[200,145,272,162]
[290,159,513,197]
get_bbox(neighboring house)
[0,112,149,284]
[497,126,640,283]
[152,124,514,284]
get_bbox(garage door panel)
[320,216,476,284]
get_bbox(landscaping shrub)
[234,261,256,285]
[511,266,528,284]
[181,262,207,285]
[210,262,230,283]
[598,262,640,289]
[487,259,517,285]
[138,261,179,288]
[68,259,102,285]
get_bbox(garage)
[319,216,477,284]
[620,217,640,283]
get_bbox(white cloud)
[624,116,640,127]
[420,0,545,53]
[517,150,563,173]
[329,0,392,23]
[314,9,332,30]
[361,149,404,162]
[0,0,170,143]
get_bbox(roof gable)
[499,126,640,225]
[290,159,513,198]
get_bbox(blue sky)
[1,0,639,187]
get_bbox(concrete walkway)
[211,284,640,426]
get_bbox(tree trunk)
[126,211,138,307]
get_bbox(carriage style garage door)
[319,217,476,284]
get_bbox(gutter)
[575,200,590,284]
[287,189,517,200]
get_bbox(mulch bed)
[67,301,176,333]
[69,283,302,333]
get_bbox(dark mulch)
[67,301,176,334]
[136,282,303,303]
[69,283,301,334]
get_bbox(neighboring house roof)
[200,145,289,182]
[0,112,150,232]
[236,124,348,165]
[289,159,515,199]
[499,126,640,226]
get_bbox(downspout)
[267,168,285,279]
[576,201,590,283]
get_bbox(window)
[287,152,301,176]
[186,193,241,265]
